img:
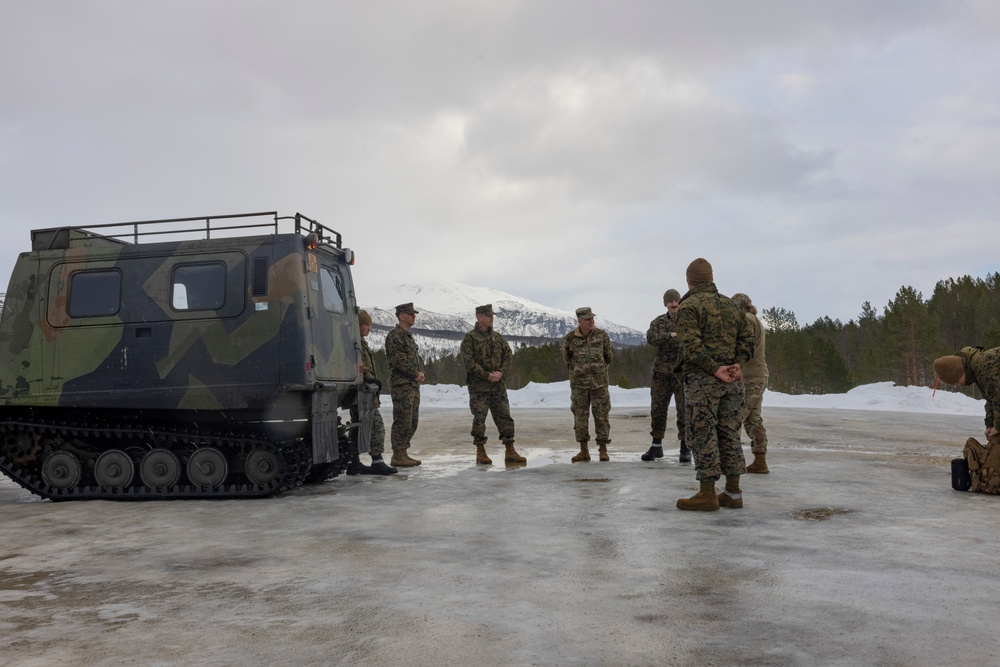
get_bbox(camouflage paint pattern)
[562,327,614,389]
[0,228,362,422]
[390,383,420,452]
[675,283,753,377]
[469,389,515,445]
[957,346,1000,431]
[684,372,746,482]
[646,312,681,375]
[650,370,684,442]
[385,325,423,388]
[741,377,768,454]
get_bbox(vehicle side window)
[68,270,122,317]
[172,263,226,311]
[320,267,346,314]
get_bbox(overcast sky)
[3,1,999,331]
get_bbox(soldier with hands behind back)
[563,307,615,462]
[385,302,425,468]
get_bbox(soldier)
[732,293,770,474]
[386,302,425,468]
[934,346,1000,443]
[642,288,688,463]
[562,307,614,462]
[675,258,754,511]
[460,304,526,465]
[347,310,397,476]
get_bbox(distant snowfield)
[397,381,984,416]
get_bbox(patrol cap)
[358,309,372,326]
[663,289,681,304]
[395,302,418,315]
[475,304,494,316]
[575,307,595,319]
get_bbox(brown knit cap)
[933,355,965,384]
[686,258,713,286]
[358,310,372,326]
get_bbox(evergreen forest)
[373,273,1000,397]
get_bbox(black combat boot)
[641,438,664,461]
[346,455,372,476]
[368,454,397,476]
[679,441,691,464]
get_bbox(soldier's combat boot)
[679,441,692,464]
[746,453,768,474]
[676,480,720,511]
[598,443,610,462]
[403,449,422,466]
[346,455,372,476]
[369,455,398,476]
[504,442,526,463]
[571,442,591,462]
[476,444,493,465]
[391,450,419,468]
[718,474,743,508]
[641,441,664,461]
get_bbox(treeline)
[380,272,1000,396]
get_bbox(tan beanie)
[686,258,713,286]
[359,310,372,326]
[933,355,965,384]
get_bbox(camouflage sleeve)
[385,330,421,381]
[676,304,717,375]
[361,341,377,383]
[603,330,614,366]
[646,317,668,345]
[460,332,488,381]
[562,334,573,371]
[500,337,512,377]
[735,310,755,366]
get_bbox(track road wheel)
[245,447,281,486]
[187,448,228,487]
[140,449,181,488]
[41,451,83,491]
[94,450,135,489]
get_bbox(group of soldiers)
[347,257,771,512]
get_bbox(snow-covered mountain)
[360,282,645,359]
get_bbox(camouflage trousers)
[390,384,420,452]
[469,388,515,446]
[349,405,386,457]
[740,376,768,455]
[650,370,685,442]
[683,372,746,482]
[570,384,611,445]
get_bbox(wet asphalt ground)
[1,406,996,666]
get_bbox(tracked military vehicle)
[0,212,372,500]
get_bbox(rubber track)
[0,420,315,501]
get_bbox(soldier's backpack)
[961,437,1000,494]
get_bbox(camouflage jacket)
[460,324,512,393]
[742,312,768,380]
[360,337,381,405]
[675,283,753,378]
[646,312,681,375]
[562,327,614,389]
[385,325,423,388]
[960,346,1000,430]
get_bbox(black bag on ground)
[952,457,971,491]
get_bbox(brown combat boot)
[598,443,610,462]
[746,453,768,474]
[718,474,743,508]
[403,449,422,466]
[571,442,591,462]
[391,450,419,468]
[676,480,720,511]
[503,442,526,463]
[476,444,493,465]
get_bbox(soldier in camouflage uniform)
[386,302,425,468]
[642,288,688,463]
[934,346,1000,444]
[348,310,397,476]
[732,293,770,474]
[460,304,526,465]
[562,307,615,462]
[674,259,754,511]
